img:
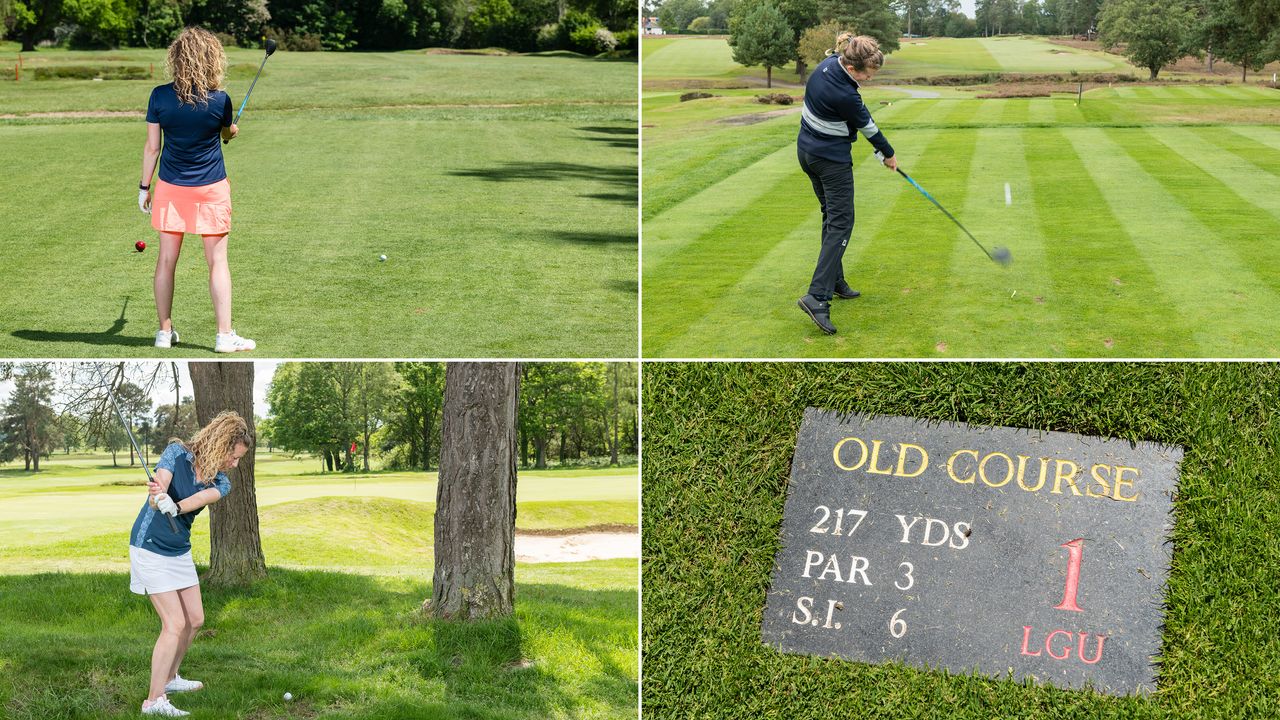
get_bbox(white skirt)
[129,546,199,595]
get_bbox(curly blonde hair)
[174,411,252,486]
[166,27,226,107]
[836,32,884,73]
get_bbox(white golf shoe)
[164,674,203,693]
[154,329,180,349]
[141,695,189,717]
[214,331,256,353]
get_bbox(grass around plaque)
[641,363,1280,719]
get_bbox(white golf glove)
[154,493,180,518]
[139,188,151,214]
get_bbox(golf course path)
[515,531,639,563]
[881,85,942,98]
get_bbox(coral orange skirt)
[151,178,232,235]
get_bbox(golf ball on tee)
[284,692,293,701]
[379,254,387,262]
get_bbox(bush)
[536,23,561,50]
[614,29,637,52]
[214,32,238,48]
[266,27,322,52]
[680,91,715,101]
[687,16,712,33]
[754,92,794,104]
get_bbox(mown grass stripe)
[1066,127,1280,354]
[1108,126,1280,296]
[1201,127,1280,171]
[1161,126,1280,221]
[1027,97,1056,123]
[929,128,1068,355]
[660,138,927,355]
[1231,125,1280,152]
[942,99,983,125]
[829,121,982,355]
[886,97,944,126]
[645,142,805,268]
[1000,98,1033,125]
[643,149,831,353]
[1024,128,1196,355]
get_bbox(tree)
[391,362,446,472]
[729,0,794,87]
[798,19,842,70]
[1098,0,1195,79]
[1,364,56,471]
[113,381,152,467]
[607,363,637,465]
[267,363,362,472]
[816,0,899,51]
[657,0,706,31]
[11,0,65,51]
[429,362,520,620]
[356,363,396,472]
[190,361,266,587]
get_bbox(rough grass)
[0,450,638,718]
[642,362,1280,719]
[641,37,1280,357]
[0,44,637,357]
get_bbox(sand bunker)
[515,531,638,563]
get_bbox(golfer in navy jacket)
[796,33,897,335]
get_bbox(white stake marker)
[1004,182,1012,206]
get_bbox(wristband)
[139,183,150,191]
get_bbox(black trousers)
[798,148,854,302]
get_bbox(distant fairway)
[0,44,637,358]
[641,36,1280,357]
[0,451,638,575]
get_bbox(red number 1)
[1054,538,1085,612]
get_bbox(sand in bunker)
[515,532,639,563]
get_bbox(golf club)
[224,38,277,145]
[879,153,1011,265]
[98,366,178,533]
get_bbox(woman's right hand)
[138,188,151,214]
[883,155,898,171]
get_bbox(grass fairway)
[0,44,637,357]
[641,36,1280,357]
[0,454,638,718]
[641,362,1280,719]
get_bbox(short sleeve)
[222,92,233,127]
[146,87,161,123]
[155,442,184,474]
[215,474,232,497]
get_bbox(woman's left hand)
[138,188,151,214]
[883,155,898,171]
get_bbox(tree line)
[652,0,1278,86]
[0,0,638,54]
[0,361,638,473]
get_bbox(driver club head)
[991,247,1012,266]
[265,38,278,56]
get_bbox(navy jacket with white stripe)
[798,54,895,164]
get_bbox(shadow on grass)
[575,125,638,150]
[549,231,636,245]
[0,569,636,720]
[446,162,636,205]
[7,297,214,353]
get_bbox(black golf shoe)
[833,281,861,299]
[797,294,837,335]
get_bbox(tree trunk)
[190,361,267,587]
[423,413,433,473]
[535,437,547,469]
[766,66,773,88]
[430,362,519,620]
[1242,63,1248,83]
[1149,65,1159,80]
[610,366,619,466]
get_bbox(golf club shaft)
[896,168,996,261]
[99,367,179,533]
[225,50,271,144]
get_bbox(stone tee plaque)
[761,409,1182,696]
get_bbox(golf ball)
[135,240,147,253]
[379,254,387,262]
[283,692,293,701]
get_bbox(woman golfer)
[795,33,897,335]
[130,411,250,717]
[139,27,255,353]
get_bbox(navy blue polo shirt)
[129,442,232,557]
[798,55,895,164]
[146,84,233,186]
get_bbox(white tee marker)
[1005,182,1012,206]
